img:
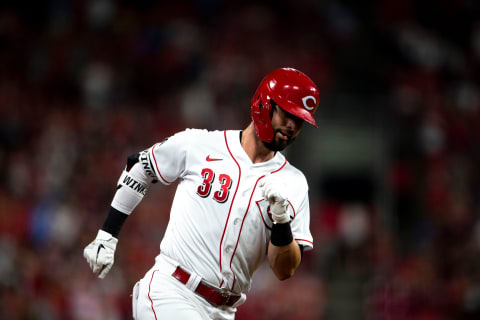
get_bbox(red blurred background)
[2,1,480,319]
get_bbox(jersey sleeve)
[145,130,190,185]
[290,192,314,251]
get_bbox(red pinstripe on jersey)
[255,199,297,230]
[151,143,174,184]
[219,131,242,287]
[287,199,296,218]
[255,200,270,229]
[219,131,294,291]
[271,159,287,173]
[148,270,159,320]
[229,174,266,290]
[295,238,313,245]
[228,157,288,290]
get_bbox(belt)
[172,266,241,307]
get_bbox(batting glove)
[260,175,290,224]
[83,229,118,279]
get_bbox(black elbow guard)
[126,153,140,172]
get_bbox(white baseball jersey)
[143,129,313,295]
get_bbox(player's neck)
[241,123,275,164]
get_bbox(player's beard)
[262,128,296,151]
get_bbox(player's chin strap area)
[161,254,242,308]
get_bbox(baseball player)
[84,67,319,319]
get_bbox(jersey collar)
[225,130,286,170]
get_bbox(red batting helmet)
[250,67,320,142]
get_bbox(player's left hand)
[83,229,118,279]
[260,175,290,224]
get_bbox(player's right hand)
[83,229,118,279]
[259,175,290,224]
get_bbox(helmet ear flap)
[250,93,274,142]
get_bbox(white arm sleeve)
[110,130,191,214]
[111,161,151,215]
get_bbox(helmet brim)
[276,98,318,128]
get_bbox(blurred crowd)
[2,0,480,319]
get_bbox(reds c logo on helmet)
[301,96,317,111]
[250,67,320,142]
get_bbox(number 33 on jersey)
[142,128,313,293]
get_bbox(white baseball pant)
[132,254,237,320]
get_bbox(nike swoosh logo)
[96,244,105,263]
[206,155,223,162]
